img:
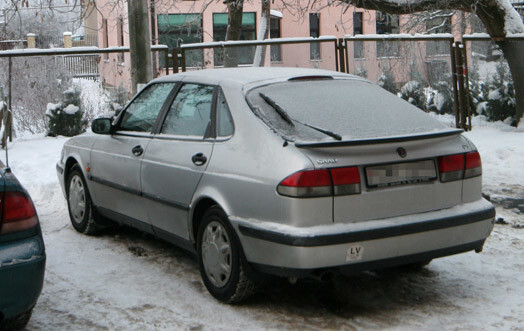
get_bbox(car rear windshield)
[246,79,448,142]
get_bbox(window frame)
[215,87,235,140]
[155,82,219,141]
[114,82,178,136]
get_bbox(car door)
[141,83,215,241]
[89,83,176,231]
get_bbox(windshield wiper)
[259,93,342,141]
[259,93,294,127]
[300,123,342,141]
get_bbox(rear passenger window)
[217,89,234,137]
[161,84,214,137]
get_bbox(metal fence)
[178,36,339,72]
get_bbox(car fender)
[189,184,235,242]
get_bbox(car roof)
[152,67,366,86]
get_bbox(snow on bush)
[47,88,87,137]
[378,68,398,95]
[485,62,516,124]
[400,80,426,110]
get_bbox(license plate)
[365,159,437,188]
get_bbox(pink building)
[83,0,466,89]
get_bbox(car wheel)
[1,307,33,330]
[67,164,98,235]
[197,206,255,303]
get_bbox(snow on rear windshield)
[246,79,448,142]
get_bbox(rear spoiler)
[294,129,463,148]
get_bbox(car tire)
[66,164,98,235]
[1,307,33,330]
[197,206,255,303]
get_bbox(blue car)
[0,163,45,329]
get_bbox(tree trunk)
[253,0,270,67]
[127,0,153,94]
[224,0,244,67]
[475,6,524,126]
[501,41,524,126]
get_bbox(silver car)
[57,67,495,303]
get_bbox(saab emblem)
[397,147,407,158]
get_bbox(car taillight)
[464,151,482,178]
[277,167,361,198]
[0,191,38,234]
[330,167,361,195]
[439,151,482,182]
[277,169,332,197]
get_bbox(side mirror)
[91,118,113,135]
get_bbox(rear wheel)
[67,164,98,235]
[197,206,255,303]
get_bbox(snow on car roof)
[152,67,364,86]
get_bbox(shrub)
[378,68,398,95]
[47,88,87,137]
[485,62,516,124]
[400,80,426,110]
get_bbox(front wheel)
[197,206,255,303]
[67,165,98,235]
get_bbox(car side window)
[161,84,214,137]
[217,89,234,137]
[119,83,174,132]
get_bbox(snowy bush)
[427,79,453,114]
[108,83,130,117]
[0,57,72,134]
[47,88,87,137]
[378,68,398,95]
[485,62,516,124]
[355,66,368,79]
[73,79,111,123]
[400,80,426,110]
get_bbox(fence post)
[172,48,179,74]
[461,42,472,130]
[181,48,186,72]
[451,42,460,128]
[337,38,346,73]
[334,39,340,72]
[454,42,467,130]
[165,49,170,75]
[63,32,73,48]
[27,33,36,48]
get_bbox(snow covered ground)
[2,116,523,330]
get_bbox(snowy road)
[4,118,524,330]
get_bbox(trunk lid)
[295,131,470,223]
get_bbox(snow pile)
[46,103,61,116]
[63,104,79,115]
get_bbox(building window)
[212,12,256,66]
[117,17,124,63]
[270,17,282,62]
[309,13,320,60]
[102,18,108,60]
[376,12,399,57]
[425,16,452,56]
[157,14,203,67]
[353,12,363,59]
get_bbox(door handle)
[132,145,144,156]
[192,153,207,166]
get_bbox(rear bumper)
[0,234,46,320]
[231,199,495,276]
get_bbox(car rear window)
[246,79,448,142]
